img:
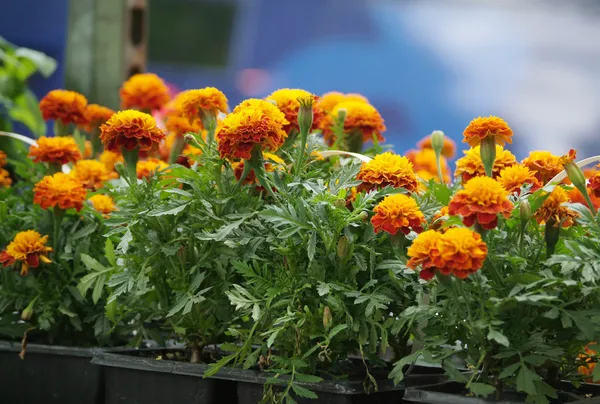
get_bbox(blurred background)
[3,0,600,159]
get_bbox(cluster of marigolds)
[1,72,599,377]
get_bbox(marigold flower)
[165,116,203,137]
[33,173,87,211]
[522,151,564,184]
[120,73,170,111]
[28,136,82,165]
[462,116,513,147]
[100,110,165,152]
[88,194,117,216]
[497,164,541,195]
[321,101,386,145]
[84,104,114,131]
[217,101,288,160]
[184,144,203,165]
[534,186,578,228]
[0,168,12,188]
[449,176,513,230]
[178,87,228,119]
[356,152,418,193]
[455,145,517,183]
[137,158,169,179]
[407,230,442,280]
[99,150,123,172]
[568,187,600,211]
[71,159,116,190]
[0,230,52,275]
[418,135,456,158]
[578,344,598,381]
[407,149,451,183]
[39,89,88,125]
[432,227,488,279]
[232,152,285,185]
[371,194,425,235]
[589,171,600,199]
[266,89,323,133]
[0,150,7,167]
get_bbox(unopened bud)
[333,199,346,209]
[520,200,531,222]
[323,306,332,329]
[565,162,586,192]
[184,134,196,145]
[21,299,36,321]
[297,96,315,136]
[337,236,351,259]
[430,131,445,156]
[358,211,369,222]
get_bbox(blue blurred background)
[3,0,600,159]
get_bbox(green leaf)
[543,308,560,319]
[498,363,521,379]
[105,239,115,266]
[593,360,600,382]
[243,347,261,370]
[561,312,572,328]
[290,384,318,399]
[80,254,108,272]
[487,329,510,347]
[469,383,496,397]
[71,223,98,240]
[147,202,190,217]
[117,229,133,253]
[516,366,539,395]
[505,273,543,285]
[267,329,281,348]
[91,274,106,304]
[307,232,316,261]
[443,361,469,383]
[14,47,57,77]
[389,351,422,384]
[105,299,117,323]
[7,90,46,137]
[294,373,323,383]
[167,295,190,317]
[196,218,246,241]
[431,183,452,205]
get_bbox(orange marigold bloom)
[417,135,457,158]
[568,187,600,211]
[316,92,369,114]
[497,164,541,195]
[449,176,513,230]
[99,150,123,172]
[407,230,442,280]
[33,173,87,211]
[0,150,7,167]
[578,344,598,381]
[120,73,170,111]
[217,101,288,160]
[534,186,578,228]
[165,116,203,137]
[321,101,386,145]
[407,149,451,183]
[432,227,488,279]
[88,194,116,216]
[137,158,169,179]
[371,194,425,235]
[179,87,228,119]
[356,152,418,193]
[522,151,564,184]
[0,168,12,188]
[84,104,114,131]
[462,116,513,147]
[71,159,116,190]
[28,136,82,165]
[455,145,517,183]
[266,89,323,133]
[232,152,285,185]
[100,110,165,152]
[39,89,88,125]
[588,170,600,199]
[0,230,52,275]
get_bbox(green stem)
[434,150,444,183]
[48,162,62,174]
[294,126,310,176]
[200,110,217,148]
[52,207,65,255]
[578,185,598,216]
[169,135,185,164]
[249,147,277,199]
[122,147,139,188]
[54,121,68,137]
[480,136,497,178]
[519,221,526,257]
[347,129,364,153]
[91,127,103,157]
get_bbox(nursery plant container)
[403,381,600,404]
[0,340,105,404]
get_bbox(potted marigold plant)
[388,117,600,404]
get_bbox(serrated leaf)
[469,383,496,397]
[593,360,600,382]
[561,312,572,328]
[307,232,316,261]
[499,363,521,379]
[267,329,281,348]
[328,324,347,339]
[80,253,107,272]
[105,238,115,266]
[443,361,469,383]
[294,373,323,383]
[487,329,510,347]
[92,273,106,304]
[117,229,133,253]
[167,295,190,317]
[252,304,261,321]
[317,283,330,296]
[543,308,560,319]
[290,384,318,399]
[147,202,190,217]
[516,366,539,395]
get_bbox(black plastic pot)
[0,340,105,404]
[403,381,600,404]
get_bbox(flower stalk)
[122,147,139,188]
[52,207,65,254]
[294,96,315,176]
[430,130,446,183]
[480,136,497,178]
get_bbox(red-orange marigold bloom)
[33,173,87,211]
[417,135,457,158]
[0,168,12,188]
[455,145,517,183]
[71,159,117,190]
[217,100,288,160]
[522,151,564,184]
[88,194,117,216]
[449,176,513,230]
[120,73,170,111]
[589,171,600,198]
[39,89,88,125]
[266,89,324,134]
[321,101,386,146]
[432,227,488,279]
[462,116,513,147]
[28,136,82,165]
[407,149,451,183]
[497,164,541,195]
[568,187,600,211]
[100,110,165,152]
[179,87,229,119]
[0,230,52,275]
[407,230,442,280]
[534,186,578,228]
[0,150,7,167]
[371,194,425,235]
[137,158,169,179]
[356,152,418,193]
[84,104,115,131]
[578,343,598,381]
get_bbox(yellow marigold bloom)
[137,158,169,179]
[266,89,323,133]
[462,116,513,147]
[432,227,488,279]
[449,176,513,230]
[233,152,286,185]
[522,151,564,184]
[71,159,116,190]
[534,186,578,228]
[100,110,165,153]
[0,230,52,275]
[120,73,170,111]
[88,194,116,216]
[497,164,541,195]
[33,173,87,211]
[165,116,203,137]
[371,194,425,235]
[0,168,12,188]
[455,145,517,183]
[316,92,369,115]
[0,150,7,167]
[28,136,82,165]
[99,150,123,172]
[407,230,442,280]
[356,152,418,193]
[217,101,287,160]
[84,104,114,131]
[39,89,88,125]
[407,149,451,183]
[417,135,457,158]
[321,101,386,145]
[179,87,229,119]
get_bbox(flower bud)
[337,236,351,259]
[333,199,346,209]
[565,162,586,191]
[520,200,531,222]
[21,299,36,321]
[430,130,445,156]
[297,96,315,136]
[323,306,332,329]
[184,134,196,145]
[358,211,369,222]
